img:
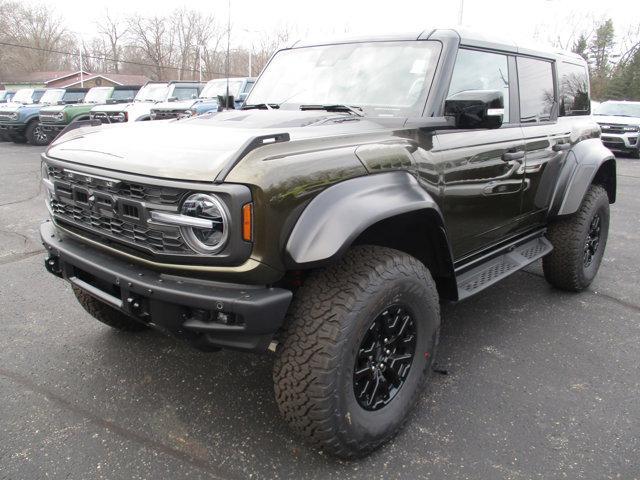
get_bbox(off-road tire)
[25,120,49,146]
[72,286,149,332]
[543,184,610,291]
[273,245,440,458]
[631,147,640,159]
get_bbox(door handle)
[501,150,525,161]
[552,143,571,152]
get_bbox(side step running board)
[456,236,552,300]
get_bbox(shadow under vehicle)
[39,28,616,459]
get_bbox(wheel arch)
[551,138,616,218]
[284,172,457,300]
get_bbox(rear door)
[517,56,572,227]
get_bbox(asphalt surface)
[0,141,638,480]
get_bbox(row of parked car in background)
[0,75,639,158]
[0,77,255,146]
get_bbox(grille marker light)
[242,203,253,242]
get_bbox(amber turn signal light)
[242,203,253,242]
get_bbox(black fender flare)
[285,171,451,268]
[549,138,616,218]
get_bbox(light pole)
[458,0,464,25]
[242,29,260,77]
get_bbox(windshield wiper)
[299,104,364,117]
[242,103,280,110]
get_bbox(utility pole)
[78,38,84,87]
[225,0,230,104]
[458,0,464,25]
[197,45,203,82]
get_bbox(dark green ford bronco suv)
[40,29,616,458]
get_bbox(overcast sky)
[26,0,640,50]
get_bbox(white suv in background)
[89,81,203,123]
[594,101,640,158]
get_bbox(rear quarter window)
[517,57,555,123]
[558,61,590,116]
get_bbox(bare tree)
[127,14,177,80]
[96,11,128,73]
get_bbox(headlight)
[113,112,127,122]
[55,112,65,121]
[180,193,229,253]
[10,112,18,120]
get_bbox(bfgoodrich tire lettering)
[543,184,610,291]
[273,246,440,458]
[73,286,149,332]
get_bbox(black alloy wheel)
[354,305,417,411]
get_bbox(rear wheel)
[543,184,610,291]
[73,286,149,332]
[273,246,440,458]
[25,120,50,146]
[630,147,640,159]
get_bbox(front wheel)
[25,120,50,146]
[273,246,440,458]
[543,184,610,291]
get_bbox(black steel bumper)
[40,221,292,352]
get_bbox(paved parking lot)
[0,141,638,479]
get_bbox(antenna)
[225,0,231,108]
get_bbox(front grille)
[0,112,15,121]
[47,165,184,205]
[599,124,630,135]
[151,109,184,120]
[51,200,187,253]
[39,113,61,123]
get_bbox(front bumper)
[0,123,26,135]
[40,221,292,352]
[601,132,639,152]
[41,124,66,134]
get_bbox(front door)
[417,48,525,260]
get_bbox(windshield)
[135,83,169,102]
[201,79,244,98]
[595,102,640,118]
[111,89,138,101]
[40,89,66,104]
[83,87,112,104]
[12,89,35,104]
[247,41,441,116]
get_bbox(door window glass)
[558,61,590,116]
[448,49,510,123]
[517,57,555,123]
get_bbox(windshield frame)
[595,101,640,118]
[11,89,35,104]
[134,83,170,102]
[83,87,113,104]
[245,40,443,118]
[201,79,244,99]
[40,89,66,105]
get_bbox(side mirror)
[191,94,198,99]
[444,90,504,129]
[167,97,178,102]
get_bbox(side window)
[558,62,590,116]
[517,57,555,123]
[32,91,44,103]
[448,49,510,123]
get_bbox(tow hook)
[44,255,63,278]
